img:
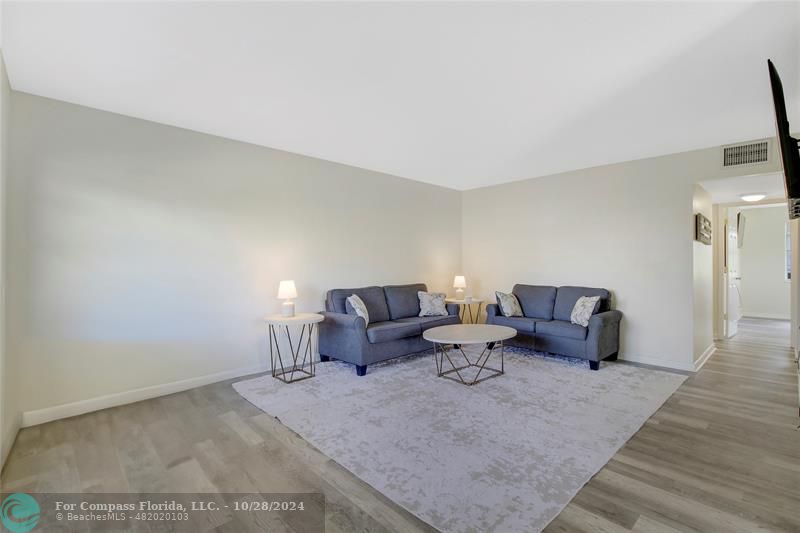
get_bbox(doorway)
[716,202,790,339]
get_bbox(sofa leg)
[589,361,600,371]
[356,365,367,376]
[605,352,618,362]
[319,354,331,362]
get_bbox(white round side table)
[445,298,485,324]
[264,313,324,384]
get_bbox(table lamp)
[453,275,467,298]
[278,280,298,317]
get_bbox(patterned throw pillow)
[418,291,448,317]
[570,296,601,327]
[495,291,523,317]
[346,294,370,326]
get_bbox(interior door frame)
[712,199,790,341]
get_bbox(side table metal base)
[458,302,484,324]
[433,340,504,386]
[269,323,316,384]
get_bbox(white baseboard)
[694,344,716,372]
[1,413,21,470]
[618,354,695,372]
[741,313,791,321]
[21,364,269,428]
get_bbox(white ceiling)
[700,172,786,204]
[3,1,799,190]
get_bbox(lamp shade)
[277,280,298,300]
[453,275,467,289]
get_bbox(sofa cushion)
[536,320,588,340]
[396,314,459,332]
[570,295,601,327]
[496,291,524,317]
[328,286,391,323]
[418,291,448,316]
[553,286,609,322]
[384,283,426,319]
[345,294,370,325]
[513,285,557,320]
[366,321,422,343]
[490,315,541,333]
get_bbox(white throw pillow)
[347,294,370,325]
[496,291,523,317]
[418,291,448,317]
[570,296,601,327]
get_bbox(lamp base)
[281,301,295,317]
[455,288,465,298]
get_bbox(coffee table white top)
[445,298,485,304]
[423,324,516,344]
[264,312,324,326]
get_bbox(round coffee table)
[423,324,517,386]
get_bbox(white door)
[726,221,742,337]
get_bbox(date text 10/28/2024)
[54,499,307,513]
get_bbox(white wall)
[791,218,799,349]
[7,92,462,420]
[2,87,788,430]
[0,54,16,467]
[739,206,791,320]
[692,185,714,365]
[712,203,725,340]
[462,146,778,371]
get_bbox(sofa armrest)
[318,311,369,364]
[446,303,460,316]
[320,311,366,330]
[587,310,623,361]
[589,309,622,329]
[485,303,501,325]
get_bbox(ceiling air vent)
[722,140,770,167]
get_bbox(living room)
[0,2,799,532]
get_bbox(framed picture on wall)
[695,213,712,245]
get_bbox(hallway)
[547,317,800,532]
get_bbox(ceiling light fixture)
[740,193,766,202]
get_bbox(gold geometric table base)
[457,302,484,324]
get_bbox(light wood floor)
[546,318,800,533]
[2,318,798,532]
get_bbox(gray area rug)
[233,348,685,532]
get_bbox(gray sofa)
[486,285,622,370]
[319,283,460,375]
